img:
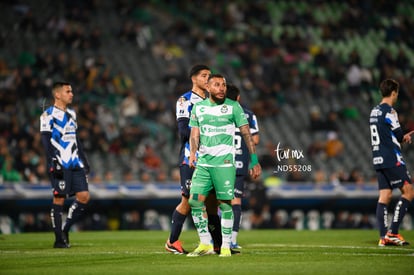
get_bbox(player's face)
[392,90,398,105]
[208,77,226,103]
[194,69,211,91]
[56,85,74,105]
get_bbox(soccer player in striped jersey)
[40,81,90,248]
[369,79,414,246]
[166,65,223,254]
[226,84,260,250]
[187,74,261,257]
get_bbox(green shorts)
[190,165,236,200]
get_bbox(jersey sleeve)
[40,111,53,133]
[249,113,259,135]
[189,105,199,128]
[234,102,248,127]
[386,109,404,142]
[176,96,191,120]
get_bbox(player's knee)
[219,201,232,213]
[76,191,90,204]
[232,204,242,212]
[177,199,191,214]
[188,197,204,209]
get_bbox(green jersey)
[189,98,248,167]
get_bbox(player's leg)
[166,165,192,254]
[51,196,67,248]
[212,166,236,257]
[187,166,215,256]
[231,174,245,249]
[62,169,90,246]
[218,200,233,257]
[205,191,221,252]
[49,172,69,248]
[376,170,392,246]
[387,167,413,245]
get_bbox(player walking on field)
[40,81,90,248]
[226,84,260,250]
[187,74,261,257]
[369,79,414,246]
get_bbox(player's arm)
[77,136,90,174]
[189,126,200,169]
[41,131,54,172]
[252,134,259,145]
[239,124,261,179]
[177,118,191,141]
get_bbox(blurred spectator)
[356,213,374,229]
[1,155,22,182]
[119,91,140,127]
[309,106,325,132]
[345,168,365,185]
[122,210,142,230]
[325,131,344,158]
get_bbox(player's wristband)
[249,153,259,169]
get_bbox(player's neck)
[192,87,207,99]
[54,102,67,111]
[381,98,393,107]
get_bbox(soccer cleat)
[385,232,410,246]
[215,246,240,254]
[219,248,231,257]
[165,240,188,255]
[378,238,392,247]
[62,231,70,247]
[231,249,241,254]
[53,241,70,248]
[187,243,215,257]
[230,243,242,249]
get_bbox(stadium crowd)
[1,0,414,186]
[2,0,414,234]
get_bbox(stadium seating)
[1,0,414,184]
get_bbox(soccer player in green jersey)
[187,74,262,257]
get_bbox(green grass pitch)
[1,230,413,274]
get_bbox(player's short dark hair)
[52,81,70,90]
[208,73,225,81]
[189,64,210,78]
[379,79,399,97]
[226,83,240,101]
[52,81,71,97]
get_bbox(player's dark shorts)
[234,174,246,198]
[179,164,194,198]
[50,168,88,197]
[376,165,412,190]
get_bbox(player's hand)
[49,158,63,179]
[403,130,414,144]
[189,154,197,169]
[249,163,262,180]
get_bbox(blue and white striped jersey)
[40,106,86,170]
[176,90,206,166]
[370,103,405,169]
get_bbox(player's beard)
[210,93,225,104]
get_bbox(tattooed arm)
[189,126,200,169]
[239,124,262,179]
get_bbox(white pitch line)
[248,243,414,254]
